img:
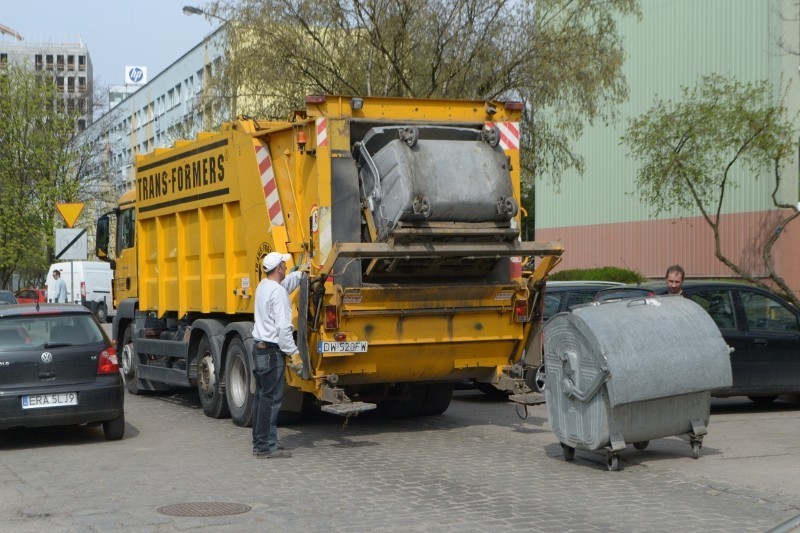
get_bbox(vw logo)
[128,67,144,83]
[40,352,53,364]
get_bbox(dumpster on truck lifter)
[542,295,733,471]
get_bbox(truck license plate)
[318,341,368,353]
[21,392,78,409]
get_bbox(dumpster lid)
[549,296,732,407]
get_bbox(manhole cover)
[157,502,251,517]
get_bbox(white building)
[0,31,94,131]
[83,26,226,193]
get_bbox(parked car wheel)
[95,303,108,323]
[103,413,125,440]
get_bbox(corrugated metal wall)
[539,0,784,229]
[535,0,800,285]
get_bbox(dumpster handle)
[560,350,610,402]
[626,298,660,308]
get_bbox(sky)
[1,0,222,89]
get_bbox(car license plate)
[318,341,368,353]
[21,392,78,409]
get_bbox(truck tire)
[378,383,426,418]
[120,325,142,395]
[95,302,108,323]
[197,335,230,419]
[225,337,253,427]
[419,383,454,416]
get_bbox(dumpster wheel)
[560,443,575,462]
[606,452,620,472]
[690,437,702,459]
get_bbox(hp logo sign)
[128,67,144,83]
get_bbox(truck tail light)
[305,95,326,104]
[97,346,119,375]
[505,101,524,110]
[515,299,529,323]
[80,281,86,299]
[325,305,339,330]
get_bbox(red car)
[15,288,46,304]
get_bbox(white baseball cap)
[263,252,290,272]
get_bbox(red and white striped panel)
[486,121,520,151]
[316,118,328,147]
[254,143,284,227]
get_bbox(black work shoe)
[256,450,292,459]
[253,445,286,455]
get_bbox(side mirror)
[96,214,110,260]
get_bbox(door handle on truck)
[754,338,768,347]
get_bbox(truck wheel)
[197,335,230,419]
[95,303,108,323]
[102,412,125,441]
[120,325,141,395]
[419,383,454,416]
[379,383,426,418]
[225,337,253,427]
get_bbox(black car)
[0,304,124,439]
[641,281,800,403]
[543,281,624,321]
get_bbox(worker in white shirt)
[250,252,304,459]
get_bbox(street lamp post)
[182,5,237,120]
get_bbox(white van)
[46,261,115,322]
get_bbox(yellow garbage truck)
[96,95,563,424]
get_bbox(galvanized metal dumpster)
[542,295,733,471]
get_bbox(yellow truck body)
[97,95,562,423]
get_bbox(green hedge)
[548,266,647,284]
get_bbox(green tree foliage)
[621,74,799,304]
[207,0,639,229]
[0,66,84,288]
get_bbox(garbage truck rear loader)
[96,95,563,424]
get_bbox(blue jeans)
[251,345,286,454]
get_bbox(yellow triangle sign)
[56,203,84,228]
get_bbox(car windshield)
[0,314,104,349]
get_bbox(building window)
[56,77,64,91]
[78,56,86,71]
[78,77,86,92]
[56,55,64,71]
[35,55,43,70]
[1,54,7,70]
[67,55,75,71]
[46,55,54,70]
[78,119,86,131]
[67,77,75,92]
